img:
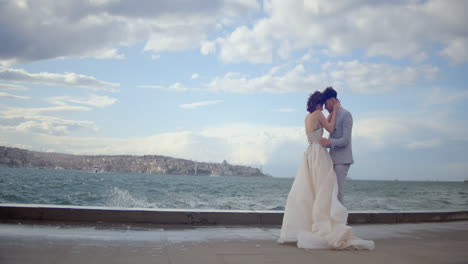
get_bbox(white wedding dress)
[278,125,375,250]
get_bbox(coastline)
[0,146,269,177]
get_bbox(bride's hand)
[334,101,341,112]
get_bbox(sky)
[0,0,467,181]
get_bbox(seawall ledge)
[1,204,467,226]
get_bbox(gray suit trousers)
[334,164,350,205]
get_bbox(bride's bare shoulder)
[305,112,315,120]
[307,110,323,118]
[305,111,323,123]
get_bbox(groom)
[319,87,354,205]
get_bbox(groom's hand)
[319,138,331,147]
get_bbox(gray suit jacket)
[329,107,354,165]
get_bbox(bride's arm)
[318,110,337,133]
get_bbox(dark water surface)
[1,167,467,211]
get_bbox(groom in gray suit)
[319,87,353,205]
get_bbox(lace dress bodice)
[307,126,323,144]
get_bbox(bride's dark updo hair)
[307,91,324,113]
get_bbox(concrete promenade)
[1,221,468,264]
[1,205,468,263]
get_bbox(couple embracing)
[278,87,375,250]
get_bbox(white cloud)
[0,92,29,100]
[191,73,199,79]
[272,108,296,112]
[326,61,439,93]
[0,95,101,136]
[46,95,118,108]
[142,60,437,95]
[1,105,92,119]
[3,0,465,65]
[354,117,409,148]
[440,37,468,65]
[179,100,224,109]
[200,40,217,55]
[300,50,315,62]
[3,123,304,167]
[0,115,97,136]
[354,111,468,150]
[208,64,324,93]
[0,83,28,90]
[0,68,120,92]
[424,87,468,106]
[207,61,437,94]
[353,82,468,149]
[407,139,442,149]
[218,24,273,63]
[2,116,466,176]
[138,85,164,89]
[91,48,125,60]
[209,0,468,64]
[14,119,96,136]
[144,30,207,53]
[151,54,161,60]
[199,123,304,165]
[4,60,433,97]
[0,0,260,65]
[139,82,190,92]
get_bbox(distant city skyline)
[0,0,467,181]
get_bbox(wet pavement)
[1,221,467,264]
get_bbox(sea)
[1,167,467,212]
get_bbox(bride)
[278,91,374,250]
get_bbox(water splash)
[105,187,158,208]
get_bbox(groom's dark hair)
[323,87,337,101]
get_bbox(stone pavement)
[0,221,467,264]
